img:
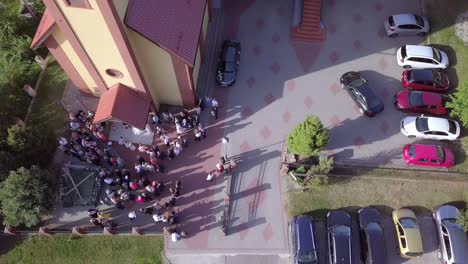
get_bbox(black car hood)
[328,210,351,227]
[358,208,381,228]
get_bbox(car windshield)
[432,48,441,63]
[401,46,407,58]
[414,15,424,27]
[409,145,416,158]
[367,222,382,231]
[388,16,395,27]
[442,218,460,229]
[298,250,317,263]
[408,92,423,106]
[448,120,457,134]
[415,117,429,132]
[432,70,443,87]
[349,77,366,88]
[334,225,351,236]
[400,217,418,229]
[436,146,445,162]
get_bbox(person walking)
[194,129,202,141]
[176,123,183,135]
[211,98,219,119]
[128,211,137,222]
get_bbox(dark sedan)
[358,207,387,264]
[216,40,241,86]
[327,210,352,264]
[340,71,384,117]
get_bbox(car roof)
[405,45,434,58]
[426,117,450,132]
[412,144,439,159]
[421,92,441,105]
[366,223,386,263]
[296,216,316,251]
[447,228,468,261]
[410,69,434,82]
[392,14,418,25]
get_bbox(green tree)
[6,125,56,169]
[0,166,49,227]
[447,81,468,127]
[287,116,329,156]
[456,207,468,232]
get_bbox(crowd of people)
[60,96,226,240]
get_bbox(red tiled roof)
[31,9,56,50]
[93,83,150,130]
[125,0,207,66]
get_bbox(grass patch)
[28,59,69,135]
[0,235,164,264]
[425,0,468,172]
[286,176,468,218]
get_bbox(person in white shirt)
[171,231,181,242]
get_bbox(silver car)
[434,205,468,264]
[384,14,430,37]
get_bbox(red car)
[393,90,448,115]
[402,144,454,168]
[401,69,449,92]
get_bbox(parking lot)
[311,215,439,264]
[217,0,449,262]
[223,0,457,169]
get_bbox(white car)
[400,115,460,140]
[397,45,449,69]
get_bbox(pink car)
[402,144,454,168]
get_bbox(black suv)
[216,40,241,86]
[291,215,318,264]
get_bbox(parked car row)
[290,205,468,264]
[339,14,461,168]
[395,46,459,167]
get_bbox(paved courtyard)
[168,0,443,263]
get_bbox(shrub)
[456,207,468,232]
[294,166,307,174]
[447,81,468,127]
[307,157,334,175]
[0,166,49,227]
[287,116,329,156]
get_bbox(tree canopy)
[0,166,49,227]
[287,116,329,156]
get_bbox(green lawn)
[0,235,165,264]
[287,176,468,218]
[424,0,468,172]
